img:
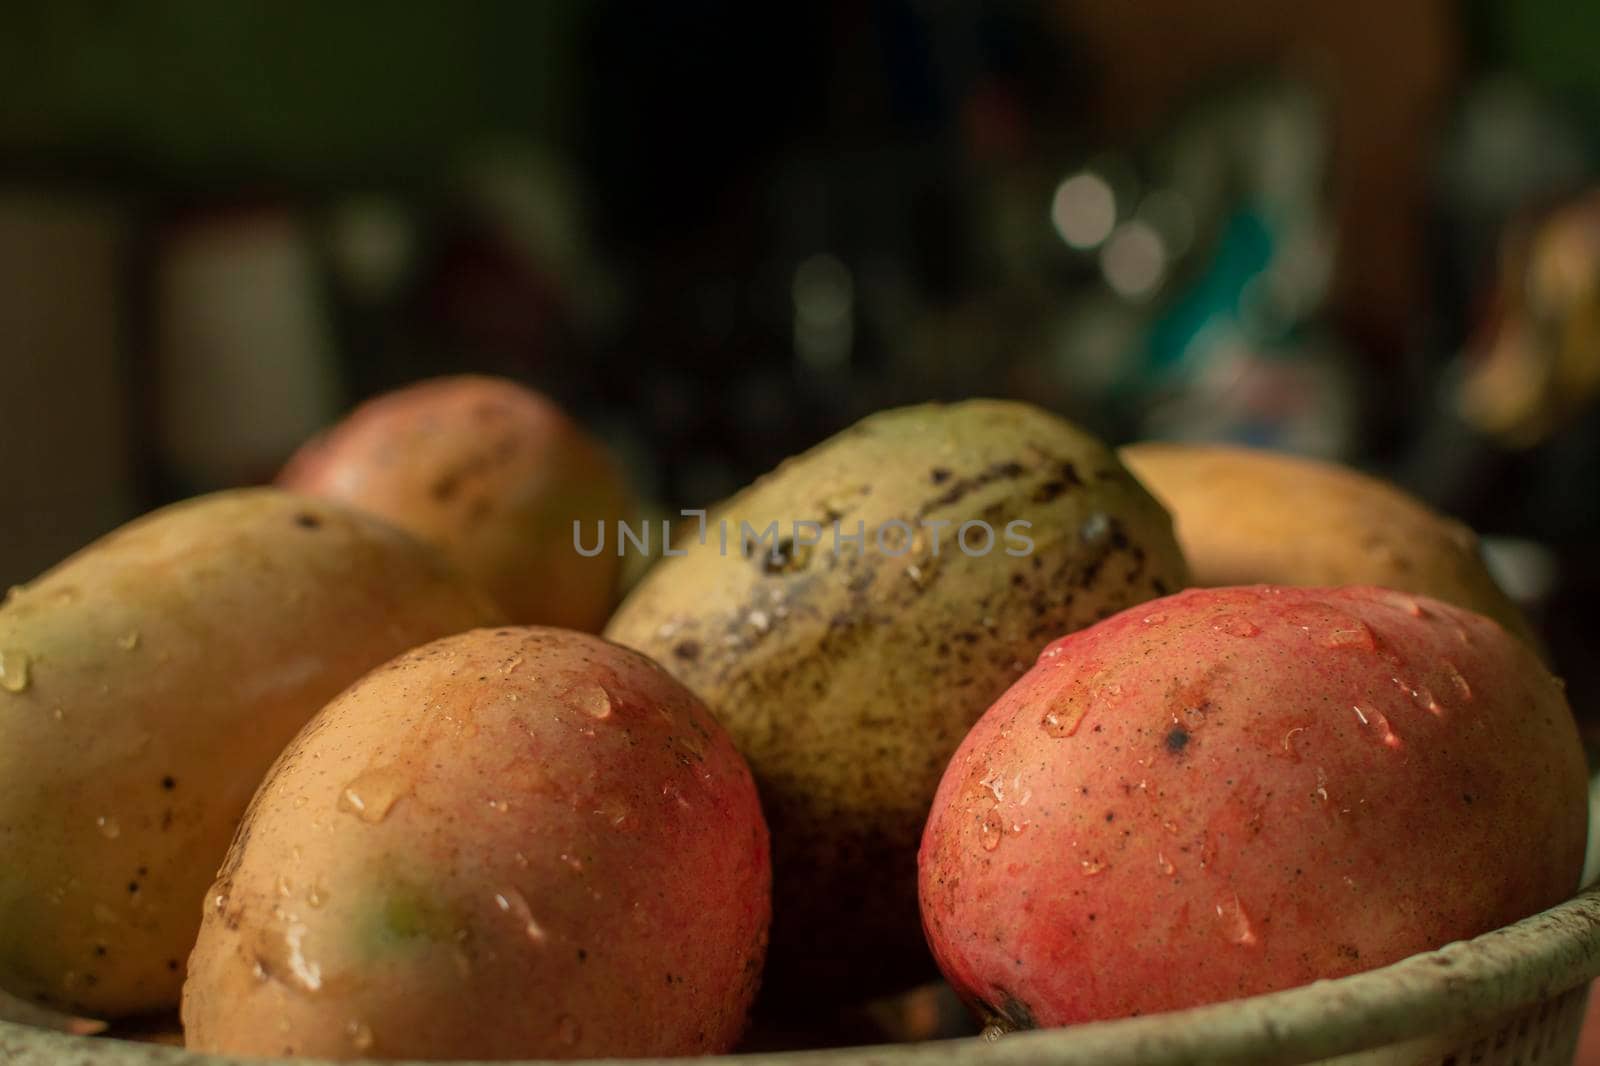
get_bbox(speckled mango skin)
[604,400,1189,1003]
[279,375,633,632]
[0,490,501,1017]
[182,628,770,1061]
[919,585,1587,1029]
[1120,443,1538,647]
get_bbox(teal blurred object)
[1144,209,1275,378]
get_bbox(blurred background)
[4,0,1600,716]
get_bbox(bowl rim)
[5,883,1600,1066]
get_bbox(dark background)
[4,0,1600,718]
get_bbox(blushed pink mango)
[918,585,1586,1029]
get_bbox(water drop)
[595,797,637,831]
[978,773,1005,802]
[1041,701,1088,738]
[572,683,613,720]
[1210,614,1260,638]
[1215,895,1257,945]
[1323,621,1375,650]
[1390,675,1442,715]
[276,876,293,899]
[213,892,229,914]
[1444,662,1472,701]
[338,767,409,823]
[306,882,327,909]
[978,809,1004,852]
[118,632,140,652]
[661,782,691,810]
[1385,592,1427,618]
[283,922,323,992]
[1141,612,1167,626]
[556,1015,582,1047]
[487,798,510,813]
[292,795,309,810]
[1157,852,1174,876]
[678,731,707,760]
[493,889,547,944]
[1350,705,1369,726]
[560,852,584,873]
[0,649,32,693]
[95,816,120,840]
[347,1020,374,1051]
[1079,859,1106,876]
[746,609,771,635]
[1079,513,1111,543]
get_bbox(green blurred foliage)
[0,1,584,187]
[1484,0,1600,115]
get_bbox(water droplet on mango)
[1210,614,1260,637]
[594,797,637,832]
[1079,512,1111,543]
[573,683,613,720]
[347,1020,374,1051]
[1444,661,1473,702]
[0,649,33,693]
[978,809,1004,852]
[1323,620,1375,650]
[95,816,120,840]
[1215,895,1257,945]
[281,921,323,993]
[1042,700,1088,738]
[493,888,547,944]
[338,767,409,823]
